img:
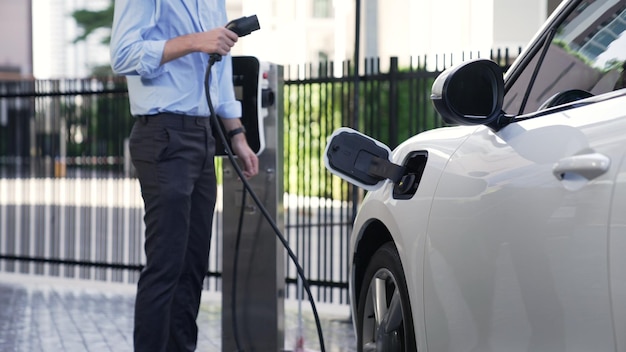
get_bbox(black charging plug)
[210,15,260,64]
[226,15,260,37]
[325,130,405,187]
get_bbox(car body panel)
[609,151,626,352]
[349,92,626,351]
[424,94,626,351]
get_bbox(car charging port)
[324,128,428,195]
[393,151,428,199]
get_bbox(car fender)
[349,124,478,350]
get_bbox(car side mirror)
[324,128,403,191]
[431,59,507,130]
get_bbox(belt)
[136,113,212,127]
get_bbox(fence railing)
[0,50,519,304]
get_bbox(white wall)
[228,0,548,71]
[493,0,546,50]
[233,0,345,70]
[366,0,545,68]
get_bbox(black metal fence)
[282,57,443,303]
[0,50,518,304]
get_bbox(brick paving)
[0,273,356,352]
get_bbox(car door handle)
[553,153,611,181]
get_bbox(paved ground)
[0,273,356,352]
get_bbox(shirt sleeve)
[214,54,242,119]
[110,0,166,78]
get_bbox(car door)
[423,1,626,351]
[424,94,626,352]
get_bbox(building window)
[313,0,332,18]
[580,9,626,62]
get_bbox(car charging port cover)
[324,127,402,191]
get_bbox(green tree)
[71,1,114,45]
[71,2,114,76]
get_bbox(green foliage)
[89,64,115,78]
[283,64,442,200]
[284,79,351,200]
[356,72,440,148]
[71,2,114,44]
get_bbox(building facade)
[3,0,567,80]
[32,0,110,79]
[233,0,564,71]
[0,0,32,80]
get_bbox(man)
[110,1,259,351]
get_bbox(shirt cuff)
[137,40,167,79]
[216,100,242,119]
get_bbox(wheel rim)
[361,268,405,352]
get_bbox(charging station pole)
[221,59,285,352]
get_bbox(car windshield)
[504,0,626,115]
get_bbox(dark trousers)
[129,113,217,352]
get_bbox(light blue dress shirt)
[110,0,241,118]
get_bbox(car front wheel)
[357,242,417,352]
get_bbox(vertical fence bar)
[389,57,399,148]
[0,178,5,272]
[43,178,51,276]
[26,179,34,274]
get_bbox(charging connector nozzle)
[226,15,260,37]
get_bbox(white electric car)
[325,0,626,351]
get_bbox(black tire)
[356,242,417,352]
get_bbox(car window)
[504,0,626,115]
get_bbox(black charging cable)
[205,54,327,352]
[231,184,247,351]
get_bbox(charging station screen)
[214,56,261,156]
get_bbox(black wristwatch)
[227,126,246,139]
